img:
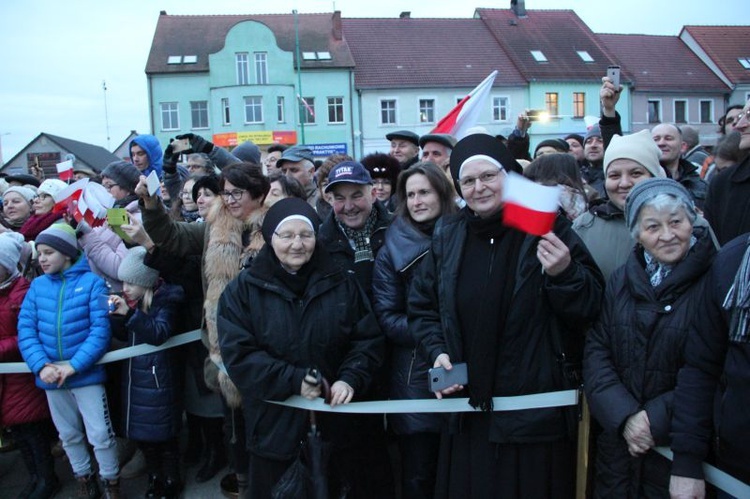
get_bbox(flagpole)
[293,10,305,144]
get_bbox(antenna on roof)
[102,80,111,151]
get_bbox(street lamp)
[0,132,10,168]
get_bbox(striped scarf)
[723,236,750,343]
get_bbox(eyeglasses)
[734,108,750,126]
[179,190,192,198]
[220,189,246,201]
[273,231,315,242]
[458,169,503,189]
[103,182,119,191]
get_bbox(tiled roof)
[44,133,121,171]
[341,17,526,89]
[476,9,623,82]
[598,33,729,92]
[146,12,354,74]
[682,26,750,85]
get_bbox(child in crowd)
[109,246,185,499]
[0,232,59,498]
[17,223,119,499]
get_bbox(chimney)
[399,11,411,19]
[332,10,342,40]
[511,0,527,17]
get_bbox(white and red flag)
[431,71,497,140]
[501,172,561,236]
[55,159,74,182]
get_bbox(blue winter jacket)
[130,135,163,179]
[18,254,111,390]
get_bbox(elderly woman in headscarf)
[217,197,384,498]
[583,178,716,498]
[408,133,603,499]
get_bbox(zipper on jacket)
[56,275,66,362]
[407,349,416,385]
[488,238,496,276]
[152,366,160,389]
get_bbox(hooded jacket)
[409,210,604,443]
[130,135,164,179]
[584,228,715,496]
[110,283,186,442]
[18,254,111,389]
[217,244,384,460]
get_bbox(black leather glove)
[176,133,214,155]
[162,140,178,174]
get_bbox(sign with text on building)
[213,130,297,148]
[307,143,348,157]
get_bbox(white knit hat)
[603,130,666,178]
[37,179,68,198]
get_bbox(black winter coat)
[409,209,604,443]
[110,282,186,442]
[583,228,715,497]
[671,234,750,484]
[372,216,441,435]
[216,245,384,461]
[703,155,750,246]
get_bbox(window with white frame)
[492,96,509,122]
[700,100,713,124]
[648,100,661,124]
[545,92,559,117]
[381,99,397,125]
[254,52,268,84]
[160,102,179,131]
[222,98,230,125]
[419,99,435,123]
[277,96,285,123]
[674,100,687,123]
[243,96,263,123]
[573,92,586,118]
[299,97,315,124]
[190,101,209,129]
[236,53,249,85]
[327,97,344,124]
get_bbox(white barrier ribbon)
[653,447,750,498]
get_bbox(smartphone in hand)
[428,363,468,392]
[607,65,621,91]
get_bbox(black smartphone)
[527,109,545,121]
[428,363,468,392]
[607,65,621,90]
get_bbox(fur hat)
[361,153,401,188]
[0,232,25,276]
[604,130,666,178]
[101,160,141,193]
[36,223,78,259]
[118,246,159,288]
[625,178,696,233]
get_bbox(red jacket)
[0,276,49,426]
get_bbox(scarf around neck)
[338,207,379,264]
[723,235,750,343]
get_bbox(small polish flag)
[431,71,497,140]
[56,160,74,181]
[501,172,561,236]
[53,178,89,215]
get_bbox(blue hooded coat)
[130,135,163,179]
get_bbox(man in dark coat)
[652,124,707,210]
[386,130,420,170]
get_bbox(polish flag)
[53,178,89,215]
[56,159,74,182]
[501,172,561,236]
[431,71,497,140]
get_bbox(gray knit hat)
[625,178,697,233]
[101,161,141,193]
[36,223,79,259]
[118,246,159,288]
[0,232,25,276]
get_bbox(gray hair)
[630,192,697,239]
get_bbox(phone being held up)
[606,65,621,92]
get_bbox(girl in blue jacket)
[18,223,119,498]
[110,246,185,499]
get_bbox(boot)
[183,413,203,466]
[145,473,163,499]
[19,422,60,499]
[15,432,39,498]
[195,418,227,483]
[76,473,101,499]
[101,477,120,499]
[161,442,183,499]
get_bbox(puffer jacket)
[110,283,185,442]
[18,254,111,389]
[583,228,715,497]
[217,245,384,460]
[409,209,604,443]
[0,276,49,426]
[372,216,440,435]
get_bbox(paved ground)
[0,444,230,498]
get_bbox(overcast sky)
[1,0,748,162]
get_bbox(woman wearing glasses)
[217,197,383,498]
[138,162,270,497]
[409,133,603,499]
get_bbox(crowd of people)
[0,78,749,499]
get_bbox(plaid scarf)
[723,235,750,343]
[338,208,378,263]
